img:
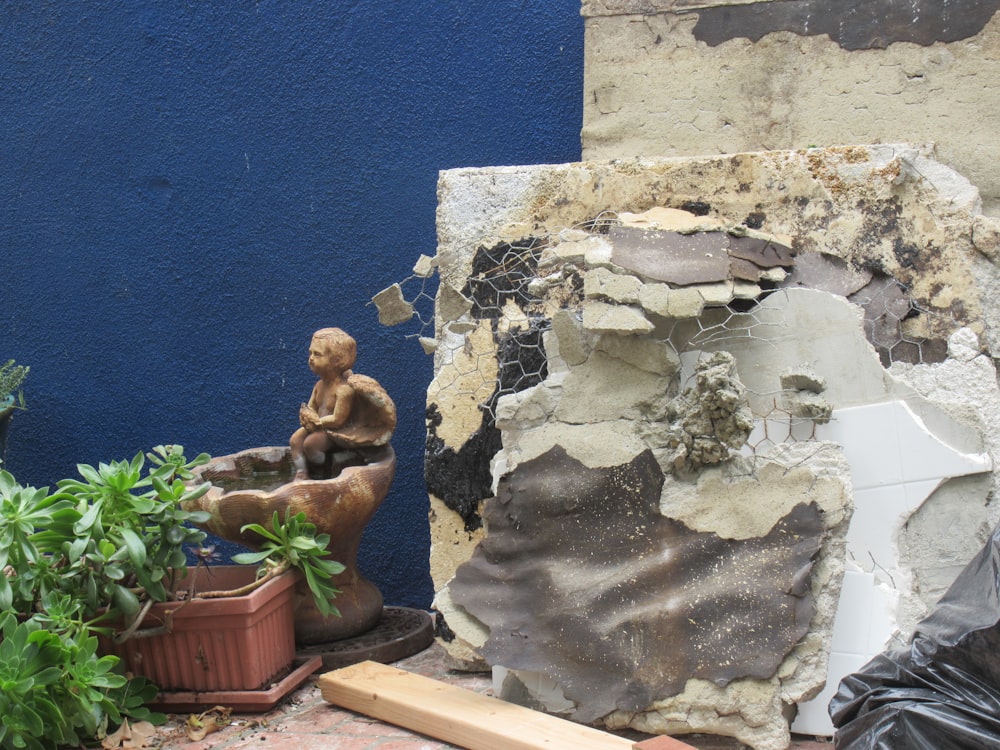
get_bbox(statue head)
[309,327,357,376]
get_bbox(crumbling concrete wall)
[379,144,1000,749]
[581,0,1000,215]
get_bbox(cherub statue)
[290,327,396,480]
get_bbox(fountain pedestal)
[187,444,396,645]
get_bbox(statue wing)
[325,373,397,447]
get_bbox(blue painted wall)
[1,2,583,608]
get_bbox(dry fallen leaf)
[185,705,233,741]
[101,719,157,749]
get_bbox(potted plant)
[0,359,28,467]
[0,445,343,749]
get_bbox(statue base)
[297,606,434,670]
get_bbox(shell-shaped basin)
[184,444,395,644]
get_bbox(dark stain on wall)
[424,403,496,532]
[463,238,547,318]
[426,238,552,530]
[690,0,1000,51]
[424,320,550,532]
[451,445,825,722]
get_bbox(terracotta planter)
[107,566,298,693]
[186,444,396,644]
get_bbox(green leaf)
[120,529,147,568]
[75,463,103,485]
[110,585,140,618]
[230,550,271,565]
[73,499,103,535]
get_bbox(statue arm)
[318,385,355,430]
[299,383,324,431]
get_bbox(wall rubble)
[377,145,999,748]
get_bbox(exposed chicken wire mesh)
[377,215,973,455]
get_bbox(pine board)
[318,660,657,750]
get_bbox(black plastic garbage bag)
[829,523,1000,749]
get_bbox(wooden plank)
[318,660,639,750]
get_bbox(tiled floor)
[149,641,835,750]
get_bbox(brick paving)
[150,641,834,750]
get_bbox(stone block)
[639,283,705,319]
[582,300,654,335]
[581,1,1000,214]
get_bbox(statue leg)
[301,431,335,478]
[290,427,313,480]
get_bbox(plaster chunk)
[664,452,852,541]
[539,235,600,267]
[697,280,737,306]
[550,309,593,367]
[554,349,671,423]
[431,584,489,671]
[780,367,827,393]
[494,382,562,431]
[583,266,643,303]
[583,235,615,268]
[664,351,754,473]
[594,333,680,376]
[783,390,834,423]
[450,446,833,728]
[618,206,726,232]
[972,214,1000,263]
[371,283,414,326]
[413,253,437,277]
[639,283,706,319]
[732,280,762,299]
[438,281,474,323]
[499,420,650,471]
[947,327,982,362]
[581,300,654,335]
[759,266,788,283]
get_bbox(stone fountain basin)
[184,444,396,551]
[184,444,397,643]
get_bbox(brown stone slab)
[609,226,730,285]
[318,660,642,750]
[784,251,872,297]
[726,234,795,267]
[729,256,763,282]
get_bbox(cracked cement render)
[581,1,1000,215]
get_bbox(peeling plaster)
[688,0,1000,51]
[451,445,830,723]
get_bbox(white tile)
[893,402,992,482]
[829,568,876,655]
[792,651,873,736]
[798,400,991,734]
[816,403,904,489]
[844,485,908,572]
